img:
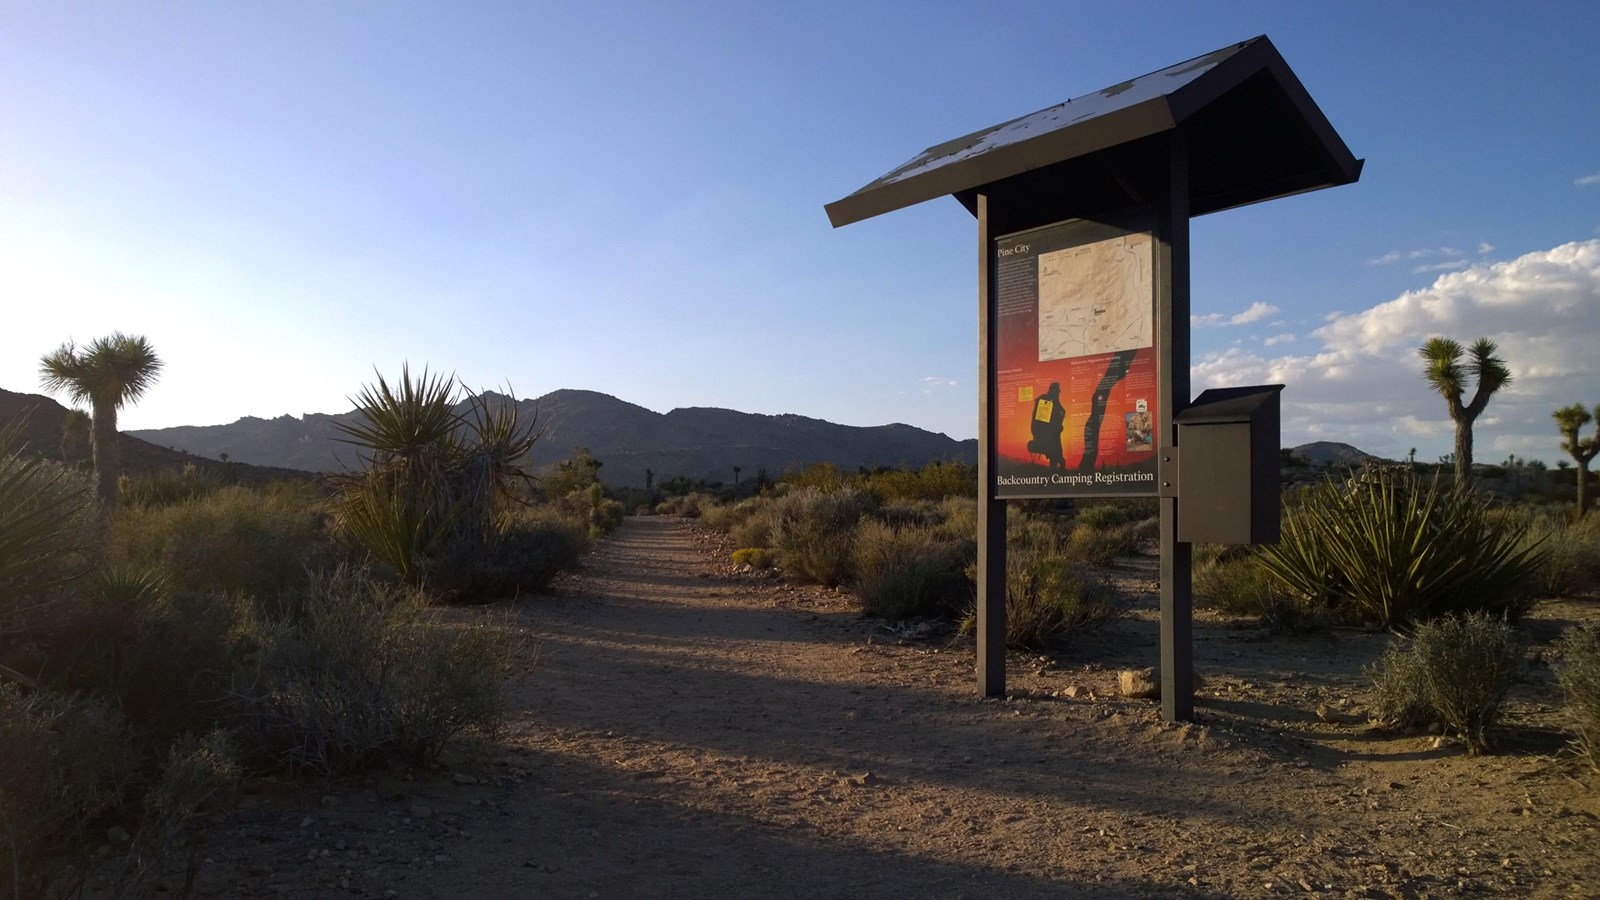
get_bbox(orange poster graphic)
[992,214,1159,498]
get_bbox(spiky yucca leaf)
[0,417,96,606]
[1256,467,1547,629]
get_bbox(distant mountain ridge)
[0,388,315,486]
[130,389,980,488]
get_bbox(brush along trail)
[173,516,1597,899]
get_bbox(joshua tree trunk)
[1452,415,1473,487]
[90,405,119,506]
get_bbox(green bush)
[0,683,140,899]
[1519,510,1600,598]
[655,491,712,517]
[1367,613,1522,755]
[851,520,973,619]
[1257,467,1547,629]
[1554,625,1600,774]
[728,500,778,550]
[858,460,977,502]
[1194,551,1325,632]
[431,509,589,602]
[108,486,334,615]
[1073,498,1158,531]
[229,569,517,775]
[962,522,1111,649]
[770,487,874,586]
[40,569,255,752]
[1064,520,1147,566]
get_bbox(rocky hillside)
[130,389,979,488]
[1290,441,1381,468]
[0,389,317,486]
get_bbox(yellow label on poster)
[1018,385,1034,403]
[1034,399,1055,422]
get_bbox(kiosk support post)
[1157,134,1194,722]
[976,192,1007,698]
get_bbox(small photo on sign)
[1125,410,1154,452]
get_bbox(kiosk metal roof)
[825,36,1362,228]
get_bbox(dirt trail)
[194,517,1597,899]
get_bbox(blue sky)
[2,1,1596,464]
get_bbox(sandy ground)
[173,516,1598,899]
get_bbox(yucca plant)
[1257,467,1547,629]
[0,417,97,635]
[331,366,538,594]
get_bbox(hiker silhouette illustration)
[1029,382,1067,469]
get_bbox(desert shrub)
[1194,551,1326,632]
[869,499,938,529]
[1064,520,1147,566]
[851,520,973,619]
[230,569,516,775]
[1367,613,1522,755]
[859,460,977,502]
[1194,552,1277,615]
[963,522,1111,649]
[656,491,712,517]
[108,486,334,615]
[1554,625,1600,774]
[1367,640,1435,732]
[0,683,140,899]
[769,487,874,586]
[1519,510,1600,598]
[105,729,242,897]
[1073,498,1158,531]
[40,569,255,751]
[430,509,589,601]
[728,500,778,550]
[1257,467,1547,629]
[119,462,225,507]
[932,496,977,542]
[731,547,775,569]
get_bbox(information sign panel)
[993,212,1159,498]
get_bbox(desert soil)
[173,516,1596,899]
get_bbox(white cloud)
[1576,173,1600,187]
[1195,240,1600,461]
[919,376,958,392]
[1372,245,1492,269]
[1413,260,1470,274]
[1230,301,1279,324]
[1193,302,1280,328]
[1264,332,1295,347]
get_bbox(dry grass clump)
[1554,624,1600,775]
[229,568,519,775]
[108,485,336,615]
[0,684,139,898]
[1368,613,1522,756]
[769,486,875,587]
[851,520,973,620]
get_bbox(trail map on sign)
[1037,233,1153,362]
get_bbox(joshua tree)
[645,467,654,492]
[733,465,742,494]
[1418,336,1512,487]
[1553,403,1600,518]
[39,333,163,505]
